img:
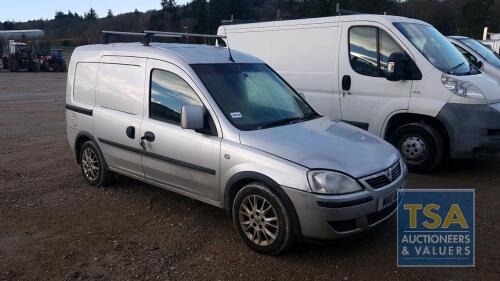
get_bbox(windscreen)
[459,38,500,68]
[394,22,477,75]
[191,63,319,131]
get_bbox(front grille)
[365,175,391,189]
[363,161,401,189]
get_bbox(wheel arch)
[383,112,451,156]
[224,171,303,238]
[74,131,100,164]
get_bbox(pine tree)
[85,8,98,21]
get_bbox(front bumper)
[282,163,407,241]
[437,103,500,158]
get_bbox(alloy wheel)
[238,195,279,246]
[82,147,99,181]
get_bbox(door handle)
[140,131,155,148]
[342,75,351,91]
[141,131,155,142]
[126,126,135,139]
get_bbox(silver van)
[66,33,407,254]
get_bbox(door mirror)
[385,52,409,81]
[475,60,483,69]
[181,105,205,130]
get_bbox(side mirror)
[181,105,205,130]
[386,52,409,81]
[475,60,483,69]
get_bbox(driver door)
[338,22,413,134]
[140,59,222,202]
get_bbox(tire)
[79,141,113,187]
[32,62,40,72]
[232,182,296,255]
[389,123,444,173]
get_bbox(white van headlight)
[441,74,485,100]
[307,170,363,195]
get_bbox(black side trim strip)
[66,104,93,116]
[317,196,373,208]
[342,120,369,131]
[97,138,216,175]
[98,138,142,153]
[142,151,216,175]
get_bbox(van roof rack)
[100,30,226,46]
[100,30,235,62]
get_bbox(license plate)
[378,190,397,211]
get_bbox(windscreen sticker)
[230,112,243,119]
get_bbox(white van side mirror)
[181,105,205,130]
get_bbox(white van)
[218,15,500,171]
[66,35,406,254]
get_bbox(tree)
[107,9,114,18]
[461,0,494,37]
[2,21,15,30]
[85,8,98,20]
[133,9,142,16]
[161,0,177,11]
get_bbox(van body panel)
[93,56,147,177]
[219,139,311,196]
[337,21,413,134]
[407,68,451,117]
[239,117,400,178]
[140,59,221,200]
[437,103,500,158]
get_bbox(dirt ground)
[0,71,499,281]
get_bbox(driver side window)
[349,27,405,77]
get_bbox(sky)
[0,0,190,22]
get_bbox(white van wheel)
[390,123,444,172]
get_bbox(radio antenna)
[222,25,235,63]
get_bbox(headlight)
[441,74,485,100]
[307,170,363,195]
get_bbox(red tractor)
[40,49,67,72]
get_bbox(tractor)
[40,49,67,72]
[7,41,40,72]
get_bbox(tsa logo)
[397,189,474,267]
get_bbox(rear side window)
[349,27,405,77]
[96,63,144,115]
[149,69,202,125]
[73,63,98,104]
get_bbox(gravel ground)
[0,71,499,281]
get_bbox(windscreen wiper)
[259,113,320,129]
[450,62,465,75]
[259,117,302,129]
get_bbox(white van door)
[140,59,221,202]
[93,56,146,177]
[338,22,413,134]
